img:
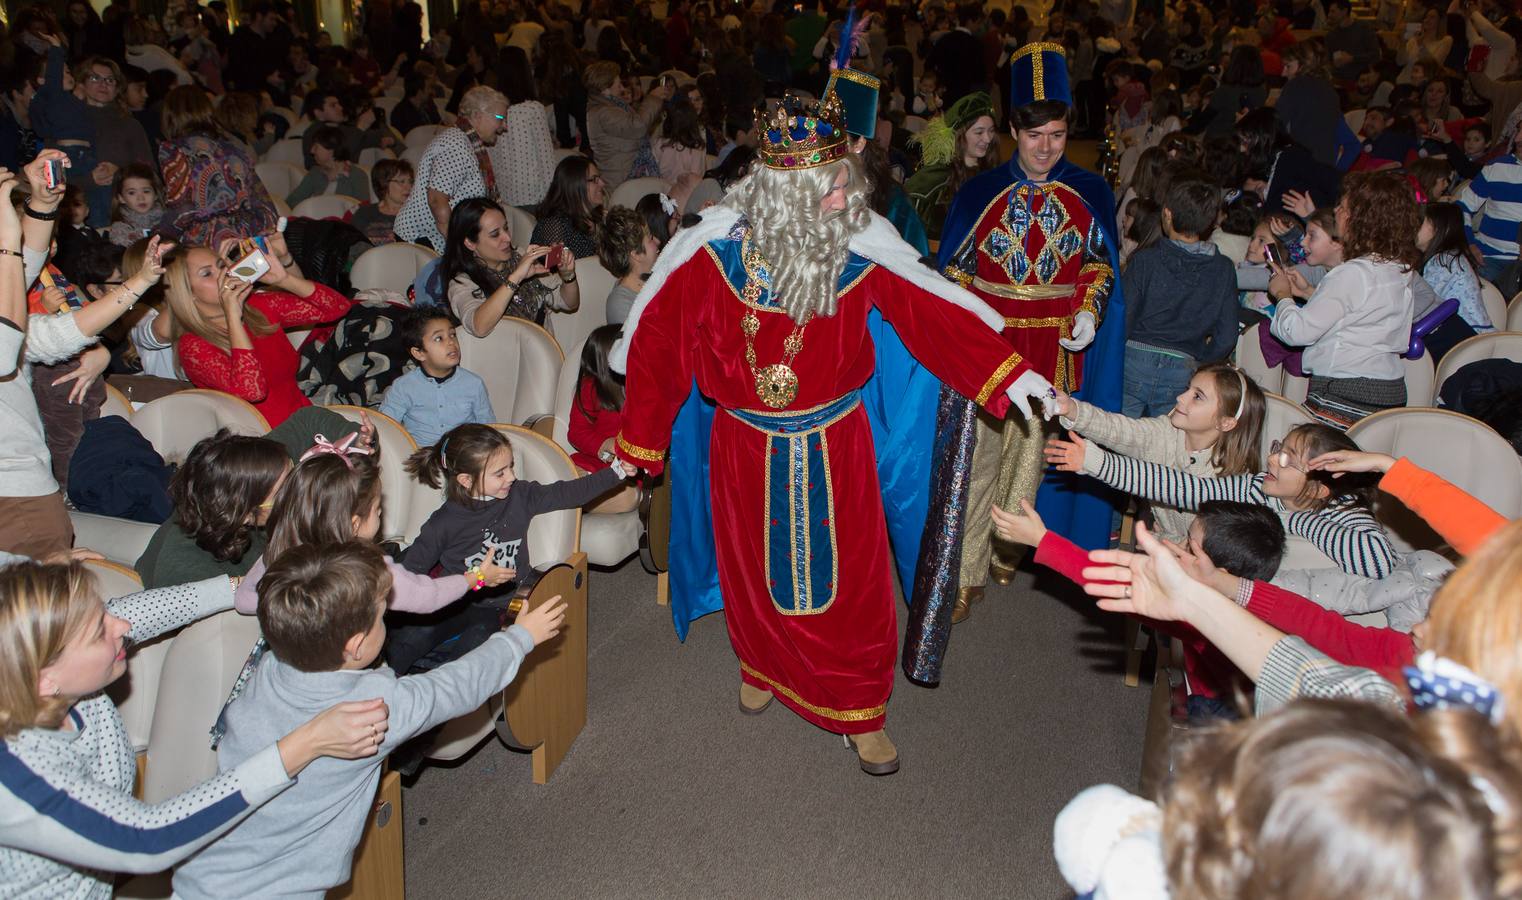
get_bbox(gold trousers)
[958,409,1050,587]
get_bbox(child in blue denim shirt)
[378,309,494,446]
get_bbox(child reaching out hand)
[393,423,631,673]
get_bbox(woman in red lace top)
[567,324,638,513]
[164,232,351,426]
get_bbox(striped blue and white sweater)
[0,577,293,899]
[1092,448,1398,578]
[1458,154,1522,262]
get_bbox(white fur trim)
[610,208,1005,374]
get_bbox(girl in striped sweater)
[1046,422,1398,578]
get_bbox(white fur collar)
[609,206,1005,373]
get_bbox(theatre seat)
[458,317,563,426]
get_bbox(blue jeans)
[1122,343,1195,419]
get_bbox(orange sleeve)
[1379,457,1509,557]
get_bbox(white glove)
[1005,368,1056,420]
[1059,312,1096,352]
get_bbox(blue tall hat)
[1009,41,1072,109]
[822,2,879,139]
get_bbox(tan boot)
[739,681,772,715]
[952,586,984,624]
[989,562,1016,585]
[846,730,900,775]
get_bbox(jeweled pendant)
[755,363,799,409]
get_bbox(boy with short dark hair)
[173,541,566,899]
[1120,171,1240,417]
[378,308,494,446]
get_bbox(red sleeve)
[1032,531,1095,585]
[1246,580,1416,670]
[251,283,352,329]
[1379,457,1508,557]
[865,266,1026,416]
[567,378,600,458]
[177,334,268,402]
[613,260,701,475]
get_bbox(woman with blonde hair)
[163,232,351,427]
[0,560,390,898]
[157,85,278,248]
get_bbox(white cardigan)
[0,312,96,498]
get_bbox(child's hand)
[355,410,376,452]
[1044,431,1089,472]
[1267,265,1292,301]
[41,285,69,313]
[476,547,516,587]
[516,594,568,646]
[52,345,109,404]
[1282,190,1315,219]
[1266,214,1296,237]
[991,499,1047,546]
[1051,389,1077,419]
[1306,450,1396,475]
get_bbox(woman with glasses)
[76,57,150,225]
[529,155,606,261]
[351,159,415,245]
[1047,421,1397,579]
[394,85,511,251]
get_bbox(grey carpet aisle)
[402,562,1147,899]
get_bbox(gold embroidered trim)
[828,67,881,90]
[739,659,886,722]
[704,245,878,312]
[1013,42,1066,101]
[1077,261,1112,318]
[616,434,663,462]
[943,264,973,286]
[1011,41,1068,63]
[1003,316,1071,328]
[976,353,1024,406]
[974,278,1077,300]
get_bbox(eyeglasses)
[1268,439,1308,473]
[87,74,118,85]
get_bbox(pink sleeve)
[384,560,471,613]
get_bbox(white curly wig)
[723,153,871,323]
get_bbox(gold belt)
[971,277,1077,300]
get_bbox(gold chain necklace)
[739,242,810,409]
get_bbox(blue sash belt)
[726,391,860,615]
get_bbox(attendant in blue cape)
[907,42,1126,660]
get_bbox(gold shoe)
[990,562,1016,585]
[739,681,772,715]
[952,586,984,624]
[845,729,900,775]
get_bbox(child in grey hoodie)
[173,541,566,899]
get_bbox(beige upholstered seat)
[1235,322,1287,395]
[101,381,133,420]
[291,193,363,220]
[1480,279,1508,331]
[326,406,420,545]
[546,256,615,370]
[1508,292,1522,331]
[260,138,305,167]
[90,561,166,753]
[547,335,641,567]
[1348,407,1522,554]
[1401,351,1436,407]
[401,144,426,173]
[141,609,263,801]
[1343,108,1366,133]
[1434,331,1522,397]
[254,160,305,201]
[357,146,395,168]
[404,124,446,150]
[553,147,582,165]
[132,390,270,465]
[349,241,439,293]
[458,317,563,426]
[70,510,158,567]
[502,204,537,252]
[607,176,671,212]
[427,425,582,763]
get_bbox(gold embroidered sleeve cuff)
[976,352,1025,407]
[616,434,664,464]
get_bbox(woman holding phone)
[442,197,580,338]
[163,233,352,427]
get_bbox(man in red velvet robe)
[610,94,1054,775]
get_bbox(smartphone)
[43,159,65,191]
[229,248,271,283]
[545,242,564,270]
[1263,243,1282,270]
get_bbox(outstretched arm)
[613,258,701,476]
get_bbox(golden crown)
[755,92,849,171]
